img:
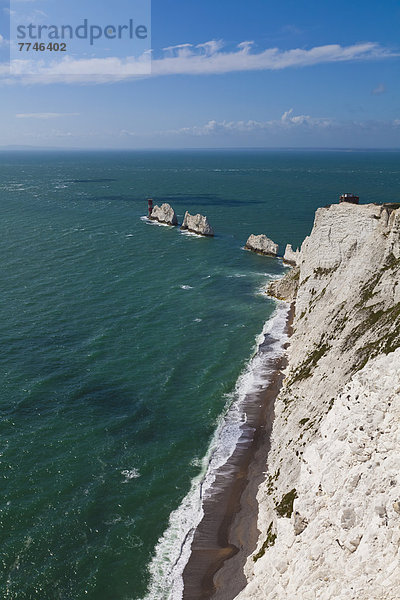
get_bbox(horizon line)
[1,146,400,152]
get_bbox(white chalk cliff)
[236,202,400,600]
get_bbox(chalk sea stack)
[180,211,214,236]
[245,234,278,256]
[283,243,300,266]
[149,203,178,226]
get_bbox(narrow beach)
[182,303,295,600]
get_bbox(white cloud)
[173,119,268,136]
[0,63,11,76]
[372,83,386,95]
[5,55,151,83]
[151,41,397,76]
[162,43,194,56]
[6,112,400,147]
[156,112,400,139]
[15,112,80,119]
[195,40,224,56]
[168,111,333,136]
[237,41,254,54]
[0,40,398,84]
[280,108,332,127]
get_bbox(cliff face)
[236,203,400,599]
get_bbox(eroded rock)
[149,203,178,226]
[283,244,300,266]
[180,211,214,236]
[245,234,278,256]
[293,511,308,535]
[267,266,299,302]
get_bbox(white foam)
[268,273,286,281]
[121,468,140,483]
[140,216,171,227]
[180,285,193,290]
[256,273,287,297]
[180,230,205,239]
[140,301,290,600]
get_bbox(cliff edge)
[236,202,400,600]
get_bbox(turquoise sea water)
[1,150,400,600]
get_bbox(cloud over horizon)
[162,110,335,137]
[118,110,400,141]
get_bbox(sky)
[0,0,400,149]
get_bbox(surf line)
[182,302,294,600]
[142,301,292,600]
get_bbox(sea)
[1,149,400,600]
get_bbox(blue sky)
[0,0,400,148]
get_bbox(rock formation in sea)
[235,202,400,600]
[149,203,178,226]
[180,211,214,236]
[245,234,278,256]
[283,243,300,266]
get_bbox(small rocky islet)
[147,201,282,249]
[148,202,178,226]
[180,211,214,237]
[148,202,214,236]
[147,201,303,261]
[244,234,279,257]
